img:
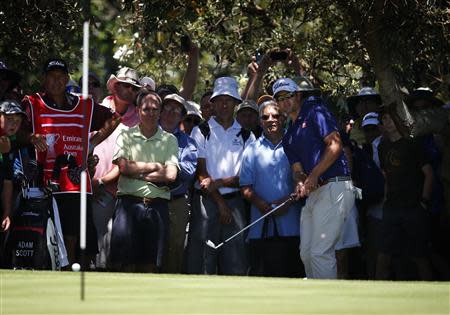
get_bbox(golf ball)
[72,263,81,272]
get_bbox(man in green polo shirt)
[110,90,179,273]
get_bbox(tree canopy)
[1,0,448,106]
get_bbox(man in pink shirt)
[91,67,144,269]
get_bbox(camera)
[255,50,264,63]
[270,51,288,61]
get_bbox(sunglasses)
[119,82,140,92]
[261,113,281,121]
[275,92,295,102]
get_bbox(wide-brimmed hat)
[347,87,382,117]
[163,93,187,114]
[361,112,380,127]
[0,61,21,83]
[293,76,320,94]
[210,76,242,102]
[106,67,141,93]
[272,78,300,96]
[236,100,258,114]
[406,87,444,108]
[0,99,27,117]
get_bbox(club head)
[205,240,217,249]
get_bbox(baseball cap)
[106,67,141,93]
[66,79,80,94]
[210,77,242,102]
[185,101,203,119]
[257,94,274,106]
[44,58,69,74]
[0,61,21,82]
[361,112,380,127]
[0,99,27,117]
[236,100,258,114]
[163,93,187,114]
[272,78,300,96]
[140,76,156,91]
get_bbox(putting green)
[1,270,448,314]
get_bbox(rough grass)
[1,270,449,315]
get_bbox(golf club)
[206,196,294,250]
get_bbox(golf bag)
[6,154,67,270]
[8,193,57,270]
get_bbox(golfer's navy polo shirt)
[282,96,350,181]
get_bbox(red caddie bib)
[27,93,93,194]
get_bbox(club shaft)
[221,198,292,246]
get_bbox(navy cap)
[0,61,21,82]
[44,58,69,74]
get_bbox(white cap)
[361,112,380,127]
[210,76,242,102]
[140,76,156,91]
[163,93,187,112]
[185,101,203,119]
[272,78,300,96]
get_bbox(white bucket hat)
[106,67,141,93]
[210,76,242,102]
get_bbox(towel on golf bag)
[8,189,68,269]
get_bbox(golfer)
[275,78,355,279]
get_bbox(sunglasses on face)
[119,82,140,92]
[261,113,281,121]
[275,92,295,102]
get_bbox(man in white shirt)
[186,77,255,275]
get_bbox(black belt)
[195,189,240,200]
[321,176,352,186]
[120,194,164,205]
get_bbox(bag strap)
[198,121,210,140]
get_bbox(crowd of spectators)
[0,44,449,281]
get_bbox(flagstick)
[80,170,87,301]
[80,17,89,301]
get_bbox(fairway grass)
[1,270,449,314]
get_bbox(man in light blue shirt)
[240,100,302,277]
